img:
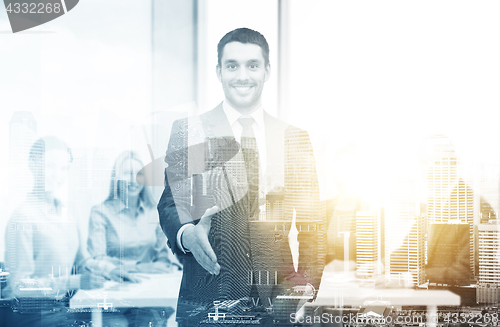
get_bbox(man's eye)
[227,65,237,70]
[249,64,258,69]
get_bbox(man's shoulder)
[171,104,224,127]
[167,104,229,152]
[199,103,224,119]
[9,195,44,222]
[264,112,310,140]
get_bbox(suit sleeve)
[158,118,196,257]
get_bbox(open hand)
[181,206,220,275]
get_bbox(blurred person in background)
[85,150,175,326]
[4,136,119,327]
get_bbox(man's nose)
[236,67,250,81]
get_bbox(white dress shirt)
[177,102,268,253]
[221,101,267,174]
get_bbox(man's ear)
[265,64,271,82]
[216,65,222,82]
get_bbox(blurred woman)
[85,151,174,326]
[86,151,172,277]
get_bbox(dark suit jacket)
[158,104,325,314]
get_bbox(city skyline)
[8,111,500,290]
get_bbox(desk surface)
[70,270,460,309]
[70,271,183,309]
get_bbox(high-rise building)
[385,180,426,286]
[266,187,284,221]
[9,111,38,206]
[476,222,500,303]
[423,134,475,277]
[284,128,322,222]
[356,210,379,279]
[427,222,472,285]
[478,223,500,285]
[7,112,40,278]
[329,194,359,264]
[476,220,500,303]
[479,157,500,223]
[282,127,327,280]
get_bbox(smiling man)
[158,28,324,326]
[217,39,269,114]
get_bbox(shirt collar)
[222,101,264,130]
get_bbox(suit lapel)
[201,103,234,139]
[199,104,248,208]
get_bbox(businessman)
[158,28,325,325]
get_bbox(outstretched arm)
[157,119,220,274]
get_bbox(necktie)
[238,117,259,219]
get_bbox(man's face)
[217,42,270,114]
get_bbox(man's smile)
[233,85,253,93]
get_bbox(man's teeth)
[234,86,251,91]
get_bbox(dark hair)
[217,28,270,67]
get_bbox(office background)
[1,0,500,295]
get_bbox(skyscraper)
[478,223,500,285]
[329,194,359,264]
[479,157,500,223]
[385,180,425,286]
[356,210,379,279]
[477,222,500,303]
[266,187,284,221]
[283,127,327,282]
[284,128,322,222]
[423,134,475,277]
[9,111,38,206]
